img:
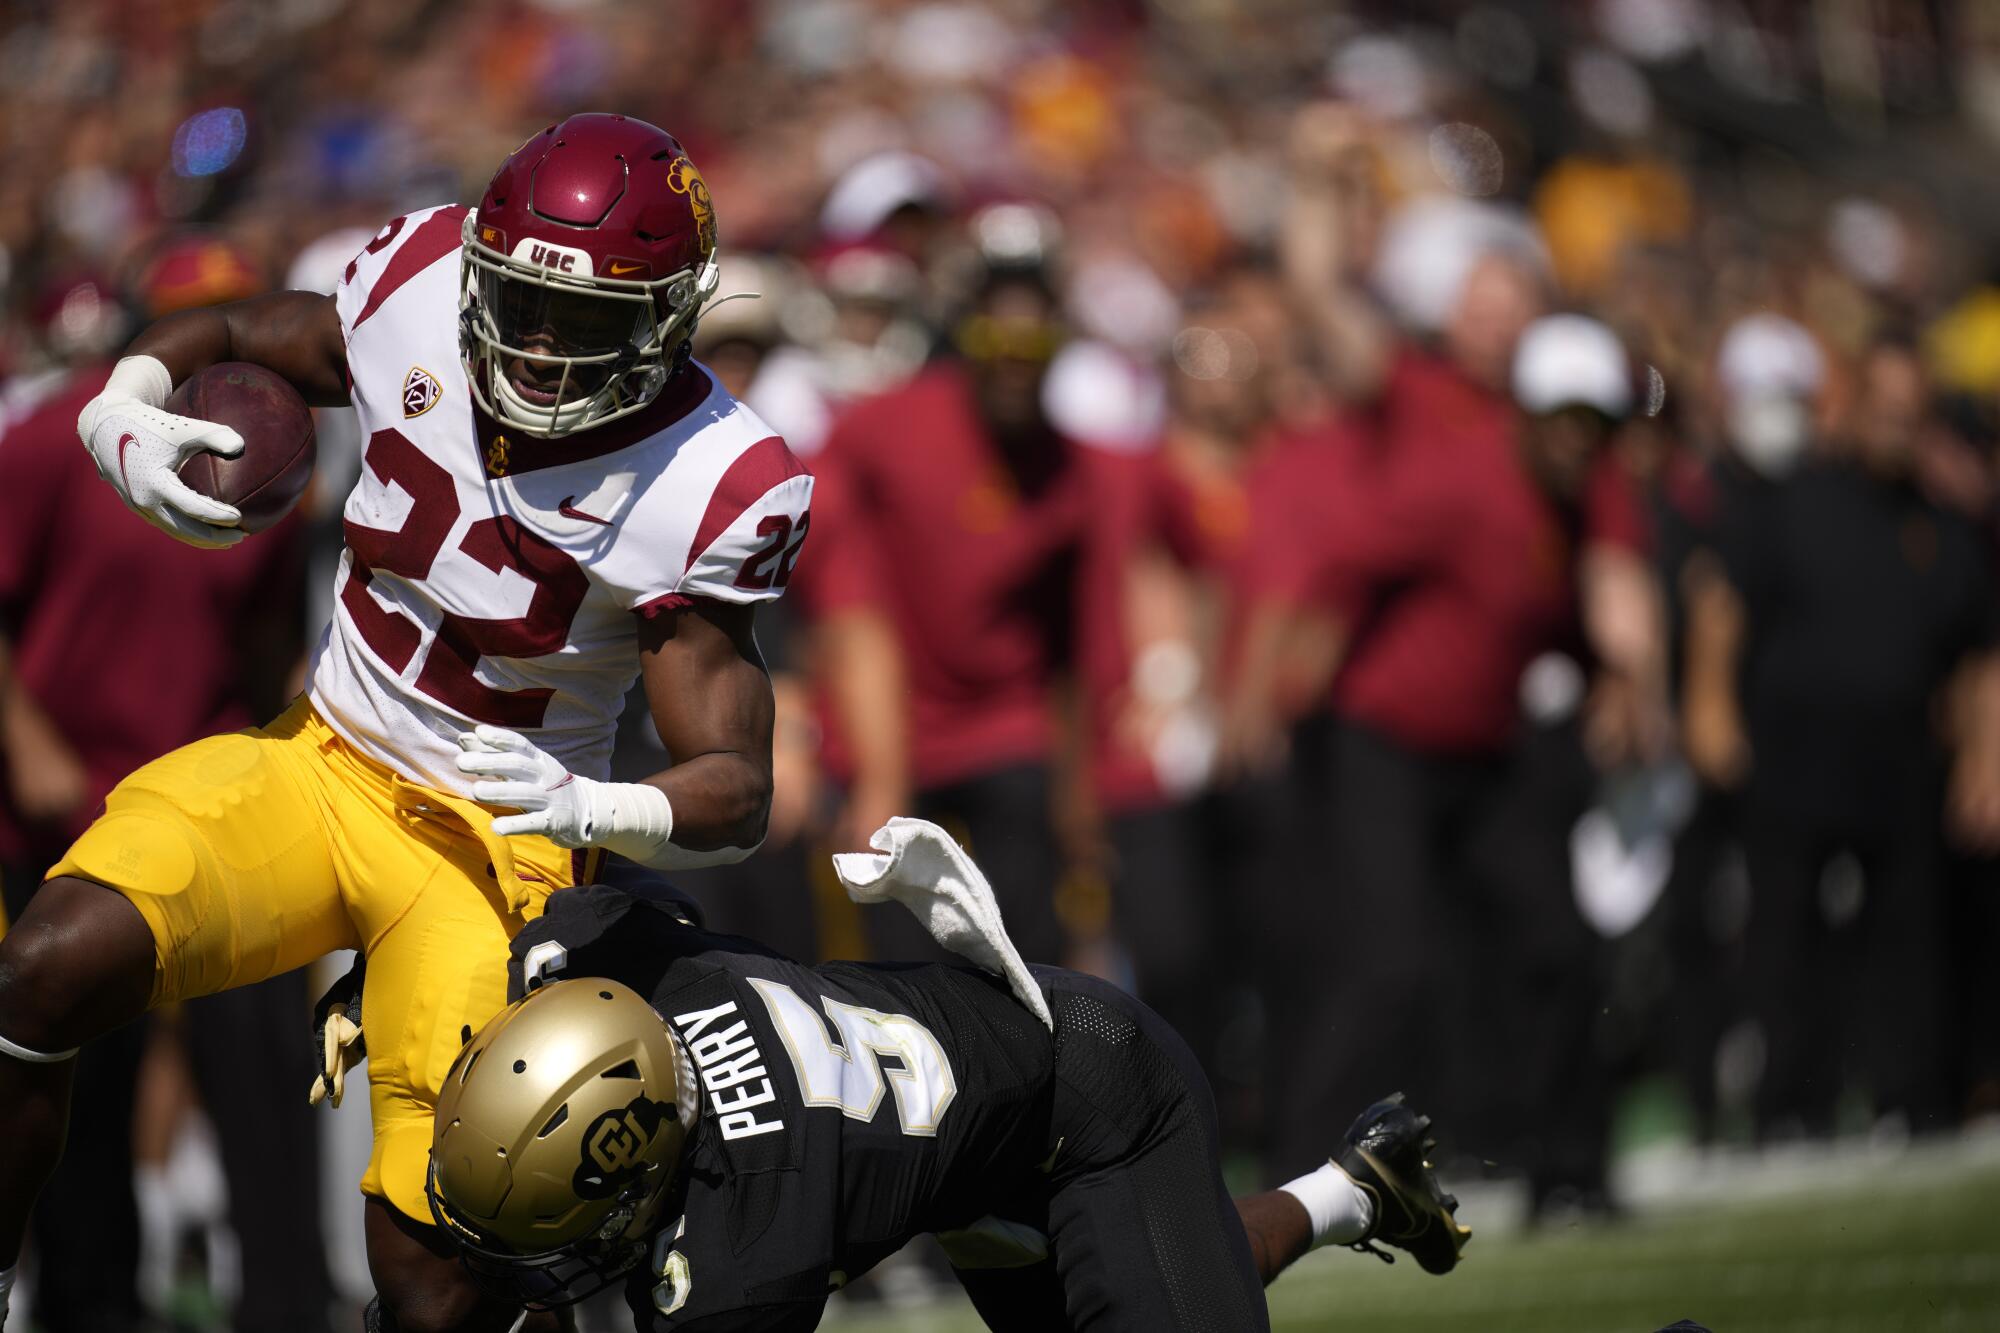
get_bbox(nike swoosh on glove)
[77,356,246,549]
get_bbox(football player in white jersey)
[0,114,810,1332]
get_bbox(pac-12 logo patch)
[402,366,441,418]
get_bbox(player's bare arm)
[73,291,344,549]
[1238,1188,1316,1283]
[634,600,775,854]
[452,601,774,869]
[128,290,349,407]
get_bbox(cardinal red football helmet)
[460,113,722,436]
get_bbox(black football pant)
[1106,794,1264,1114]
[184,970,335,1333]
[865,764,1064,965]
[1106,803,1211,1059]
[951,969,1268,1333]
[1739,803,1949,1132]
[1656,790,1746,1140]
[1460,719,1613,1199]
[1946,849,2000,1110]
[1107,738,1320,1160]
[1272,722,1608,1199]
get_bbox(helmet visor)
[476,268,654,401]
[459,209,719,436]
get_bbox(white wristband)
[581,779,764,870]
[584,779,675,865]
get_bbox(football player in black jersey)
[420,879,1468,1331]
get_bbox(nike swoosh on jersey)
[557,496,615,526]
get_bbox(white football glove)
[456,724,673,852]
[76,355,246,549]
[456,725,763,869]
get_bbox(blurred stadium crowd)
[6,0,2000,1328]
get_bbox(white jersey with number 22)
[306,205,811,796]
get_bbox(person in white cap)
[1684,331,2000,1137]
[1679,312,1830,795]
[1281,102,1549,413]
[1712,312,1826,479]
[1512,312,1638,493]
[1228,307,1666,1213]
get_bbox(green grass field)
[823,1136,2000,1332]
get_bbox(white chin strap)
[0,1030,78,1063]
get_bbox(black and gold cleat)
[1337,1093,1471,1275]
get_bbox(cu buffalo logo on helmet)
[665,157,716,254]
[403,366,441,418]
[573,1095,675,1199]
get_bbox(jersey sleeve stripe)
[633,591,712,619]
[351,206,468,332]
[683,435,809,575]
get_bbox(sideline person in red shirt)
[1076,266,1347,1121]
[1237,311,1666,1208]
[0,241,328,1333]
[797,244,1091,965]
[1254,103,1668,1203]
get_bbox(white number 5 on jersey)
[749,979,957,1137]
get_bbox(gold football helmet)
[426,978,698,1307]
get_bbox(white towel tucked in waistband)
[831,817,1054,1032]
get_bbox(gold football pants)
[51,697,600,1219]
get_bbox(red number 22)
[734,512,809,591]
[341,428,588,728]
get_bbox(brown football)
[171,362,316,534]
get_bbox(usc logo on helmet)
[666,157,716,255]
